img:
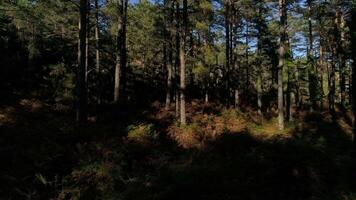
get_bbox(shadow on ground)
[0,100,355,200]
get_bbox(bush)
[127,123,158,145]
[168,109,247,150]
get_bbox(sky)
[129,0,143,4]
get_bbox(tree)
[278,0,287,130]
[306,0,318,111]
[114,0,128,103]
[351,0,356,153]
[77,0,88,123]
[179,0,188,125]
[164,0,173,110]
[95,0,100,73]
[224,0,231,106]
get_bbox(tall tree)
[278,0,287,130]
[95,0,100,72]
[225,0,231,106]
[351,0,356,153]
[114,0,128,103]
[255,0,264,118]
[179,0,188,125]
[336,5,347,110]
[165,0,173,110]
[77,0,88,123]
[307,0,318,110]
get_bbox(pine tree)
[278,0,287,130]
[77,0,88,123]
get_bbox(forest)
[0,0,356,199]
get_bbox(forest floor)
[1,96,356,200]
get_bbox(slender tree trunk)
[85,0,90,84]
[295,67,301,109]
[165,51,173,110]
[245,21,250,95]
[286,65,291,121]
[225,1,231,106]
[350,1,356,153]
[95,0,100,73]
[319,37,325,111]
[329,47,336,116]
[205,86,209,104]
[306,0,317,111]
[77,0,88,123]
[179,0,188,125]
[114,0,128,103]
[338,10,347,110]
[175,1,180,119]
[95,0,101,104]
[285,33,293,121]
[234,89,239,108]
[121,0,128,100]
[165,0,173,110]
[256,4,263,119]
[114,6,122,103]
[278,0,286,130]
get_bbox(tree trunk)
[95,0,101,104]
[245,21,250,95]
[318,36,325,111]
[77,0,88,124]
[165,0,173,110]
[174,0,180,119]
[179,0,188,126]
[225,1,231,106]
[350,1,356,153]
[338,9,346,110]
[328,47,336,116]
[307,0,317,111]
[121,0,128,101]
[114,0,128,103]
[278,0,286,130]
[95,0,100,73]
[85,0,90,84]
[114,7,122,103]
[256,4,263,118]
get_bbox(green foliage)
[127,123,158,144]
[126,0,161,69]
[42,63,75,102]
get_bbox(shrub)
[127,123,158,145]
[168,109,247,150]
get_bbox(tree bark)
[225,1,231,106]
[245,21,250,95]
[114,0,128,103]
[95,0,100,73]
[85,0,90,83]
[318,35,325,111]
[165,0,173,110]
[338,9,347,110]
[179,0,188,125]
[328,47,336,116]
[77,0,88,124]
[350,1,356,154]
[174,0,180,119]
[256,3,263,118]
[307,0,317,111]
[278,0,287,130]
[114,8,122,103]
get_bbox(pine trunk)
[77,0,88,124]
[278,0,286,130]
[179,0,188,126]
